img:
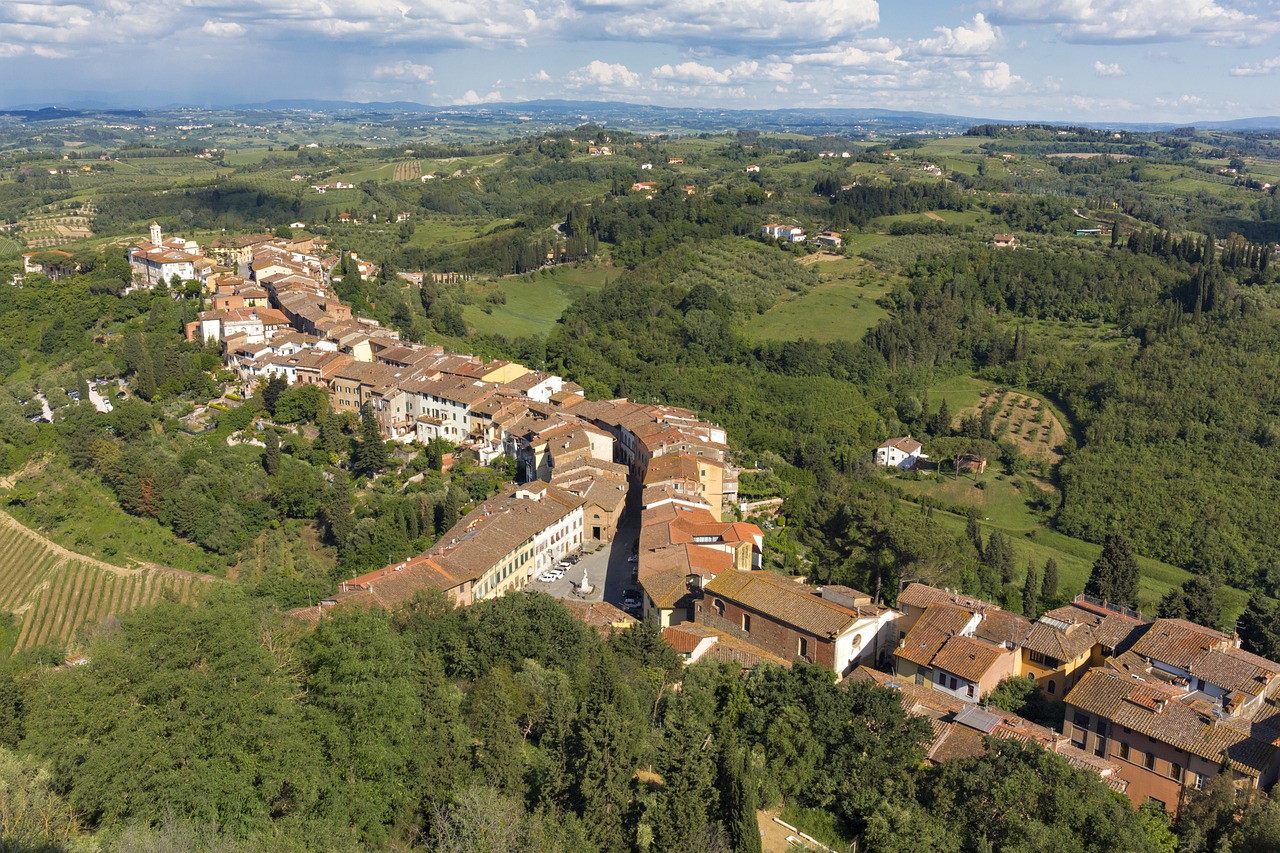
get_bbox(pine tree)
[1022,561,1040,617]
[1041,558,1059,603]
[1085,532,1139,606]
[261,375,288,415]
[1239,597,1280,660]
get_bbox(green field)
[925,375,989,412]
[893,474,1249,621]
[748,273,893,343]
[409,216,514,250]
[463,264,614,338]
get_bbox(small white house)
[876,436,928,469]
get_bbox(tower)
[150,221,161,246]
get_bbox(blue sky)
[3,0,1280,121]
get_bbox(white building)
[875,436,928,469]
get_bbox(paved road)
[536,514,641,615]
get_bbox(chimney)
[1155,698,1167,714]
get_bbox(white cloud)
[789,39,904,70]
[651,60,794,86]
[652,61,731,85]
[1093,60,1124,76]
[1230,56,1280,76]
[530,69,552,82]
[373,60,434,84]
[980,61,1021,90]
[987,0,1271,45]
[915,14,1001,55]
[201,20,244,38]
[579,0,879,47]
[566,60,641,89]
[453,89,503,105]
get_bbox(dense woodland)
[5,122,1280,848]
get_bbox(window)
[1170,763,1183,783]
[1195,773,1209,791]
[742,613,751,633]
[798,637,809,659]
[1143,752,1157,771]
[1118,742,1131,761]
[1074,712,1090,729]
[713,599,725,617]
[1047,680,1056,695]
[1029,651,1061,669]
[967,685,975,698]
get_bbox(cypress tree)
[355,403,389,475]
[1041,557,1059,602]
[262,428,280,476]
[1022,561,1040,618]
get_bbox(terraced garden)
[0,511,215,654]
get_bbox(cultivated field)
[0,510,215,654]
[393,160,422,181]
[960,389,1067,464]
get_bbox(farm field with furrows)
[0,511,214,653]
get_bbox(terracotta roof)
[879,436,922,454]
[895,602,977,668]
[973,608,1033,647]
[1043,601,1148,652]
[339,554,468,607]
[930,634,1012,683]
[560,599,637,635]
[1129,618,1231,671]
[429,483,583,581]
[1064,669,1276,776]
[704,571,885,638]
[898,583,994,613]
[664,623,792,669]
[640,566,693,610]
[1020,619,1097,662]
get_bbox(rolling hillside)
[0,510,216,654]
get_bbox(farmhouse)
[875,436,927,469]
[761,223,806,242]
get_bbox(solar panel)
[954,704,1002,734]
[1038,615,1074,632]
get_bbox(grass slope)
[463,264,614,339]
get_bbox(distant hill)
[4,95,1280,135]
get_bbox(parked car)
[539,569,564,583]
[565,554,580,565]
[627,553,639,564]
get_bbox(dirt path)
[0,508,218,584]
[925,211,945,222]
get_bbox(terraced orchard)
[0,511,214,654]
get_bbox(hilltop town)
[107,219,1280,822]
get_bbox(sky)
[3,0,1280,122]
